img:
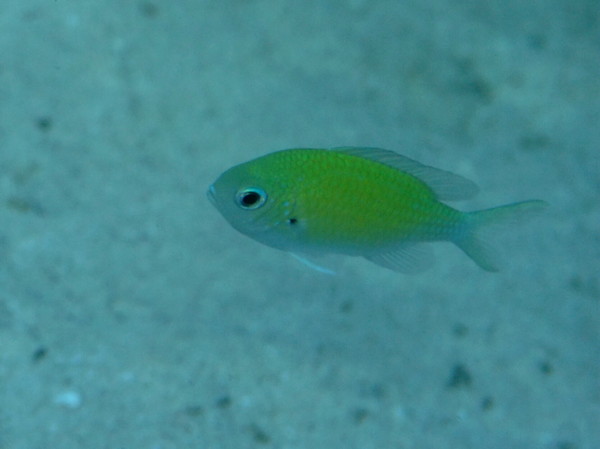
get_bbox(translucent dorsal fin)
[332,146,479,201]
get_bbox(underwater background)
[0,1,598,448]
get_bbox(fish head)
[208,158,300,251]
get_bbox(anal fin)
[364,243,434,273]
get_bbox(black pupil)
[241,191,261,207]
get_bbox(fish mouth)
[207,184,217,205]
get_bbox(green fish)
[208,147,546,273]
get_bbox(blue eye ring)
[236,187,267,210]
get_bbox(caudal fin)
[454,200,548,272]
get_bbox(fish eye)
[235,187,267,210]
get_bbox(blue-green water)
[0,1,598,448]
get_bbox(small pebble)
[53,390,82,409]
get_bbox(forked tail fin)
[454,200,548,272]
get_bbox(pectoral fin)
[291,253,337,275]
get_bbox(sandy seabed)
[0,1,598,448]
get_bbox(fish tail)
[454,200,548,272]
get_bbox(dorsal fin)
[332,146,479,201]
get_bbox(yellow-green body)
[208,147,546,272]
[245,149,460,251]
